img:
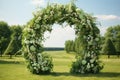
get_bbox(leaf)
[90,59,94,63]
[95,38,99,41]
[87,63,90,69]
[36,24,40,29]
[82,60,87,65]
[88,41,93,45]
[87,53,90,57]
[30,45,36,52]
[76,8,80,13]
[91,64,94,67]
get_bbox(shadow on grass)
[48,72,120,77]
[0,60,20,64]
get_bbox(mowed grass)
[0,51,120,80]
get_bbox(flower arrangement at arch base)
[26,53,53,74]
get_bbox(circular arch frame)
[22,2,103,74]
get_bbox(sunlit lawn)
[0,51,120,80]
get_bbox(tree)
[114,25,120,57]
[0,21,11,57]
[10,25,23,55]
[65,40,75,53]
[102,38,116,58]
[65,37,83,54]
[74,37,82,54]
[115,41,120,57]
[104,25,120,57]
[99,36,105,54]
[4,25,23,58]
[65,41,69,53]
[4,39,19,58]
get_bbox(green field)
[0,51,120,80]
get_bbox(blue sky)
[0,0,120,47]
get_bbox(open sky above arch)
[0,0,120,47]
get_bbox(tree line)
[0,20,119,58]
[65,25,120,58]
[0,21,23,58]
[65,37,82,54]
[102,25,120,58]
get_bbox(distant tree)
[65,37,83,54]
[104,25,120,57]
[100,36,105,54]
[65,40,75,53]
[10,25,23,54]
[0,21,11,57]
[115,41,120,57]
[65,40,70,53]
[74,37,81,54]
[100,36,105,45]
[102,38,116,58]
[70,40,75,52]
[113,25,120,57]
[4,39,19,58]
[4,25,23,58]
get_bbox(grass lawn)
[0,51,120,80]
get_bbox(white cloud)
[0,17,28,26]
[43,25,75,47]
[98,26,108,36]
[95,15,120,20]
[43,24,108,47]
[0,17,14,25]
[30,0,45,7]
[0,18,5,21]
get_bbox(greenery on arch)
[22,2,103,74]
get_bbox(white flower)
[90,59,94,63]
[87,63,90,69]
[30,45,36,51]
[82,60,87,65]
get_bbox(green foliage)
[74,37,83,54]
[99,36,105,54]
[27,53,53,74]
[22,1,103,74]
[113,26,120,56]
[10,25,23,53]
[65,40,75,53]
[4,25,23,57]
[4,39,19,58]
[70,58,103,74]
[102,25,120,57]
[0,21,11,56]
[103,25,120,56]
[102,38,116,58]
[71,26,103,73]
[65,36,84,55]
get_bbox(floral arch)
[22,2,103,74]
